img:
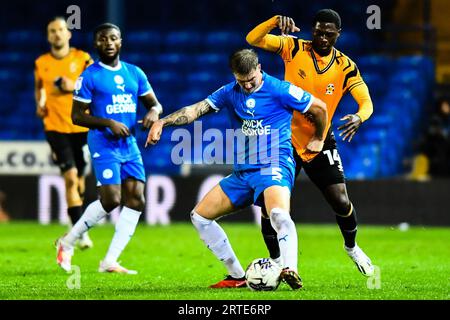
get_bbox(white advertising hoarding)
[0,141,59,175]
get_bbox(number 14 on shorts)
[323,149,344,172]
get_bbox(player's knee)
[135,196,145,211]
[102,200,121,213]
[124,195,145,212]
[331,193,351,216]
[65,175,82,205]
[269,208,293,232]
[100,195,121,213]
[64,174,78,191]
[190,210,213,230]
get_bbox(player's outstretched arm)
[246,15,300,52]
[72,100,130,137]
[304,97,328,153]
[145,100,213,147]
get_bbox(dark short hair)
[47,16,68,32]
[48,16,67,25]
[313,9,341,29]
[229,49,259,75]
[93,23,121,39]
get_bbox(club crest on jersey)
[245,98,256,116]
[326,83,335,95]
[246,98,256,109]
[114,75,126,92]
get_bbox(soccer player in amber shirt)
[247,9,375,277]
[35,17,93,249]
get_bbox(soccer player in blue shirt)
[146,49,328,289]
[56,23,163,274]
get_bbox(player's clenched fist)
[145,120,164,147]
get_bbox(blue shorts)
[92,153,146,185]
[219,165,295,208]
[88,135,146,185]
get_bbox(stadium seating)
[333,54,433,178]
[0,1,435,178]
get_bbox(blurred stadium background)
[0,0,449,226]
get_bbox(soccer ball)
[245,258,282,291]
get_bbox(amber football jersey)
[34,48,92,133]
[278,37,367,161]
[246,16,373,162]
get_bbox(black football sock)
[68,206,83,225]
[261,216,281,259]
[335,205,358,248]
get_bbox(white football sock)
[272,256,283,268]
[64,200,108,246]
[191,211,245,278]
[103,207,141,265]
[269,208,298,272]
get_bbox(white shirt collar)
[253,80,264,93]
[99,61,122,71]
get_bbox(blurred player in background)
[247,9,375,276]
[34,17,94,249]
[56,23,163,274]
[146,49,327,289]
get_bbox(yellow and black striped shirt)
[247,16,373,161]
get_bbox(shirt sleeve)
[135,66,154,96]
[73,71,93,103]
[205,85,229,112]
[278,36,295,61]
[351,82,373,122]
[246,16,284,53]
[279,81,314,114]
[342,59,364,93]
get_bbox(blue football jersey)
[206,72,313,171]
[73,60,153,145]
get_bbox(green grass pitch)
[0,222,448,300]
